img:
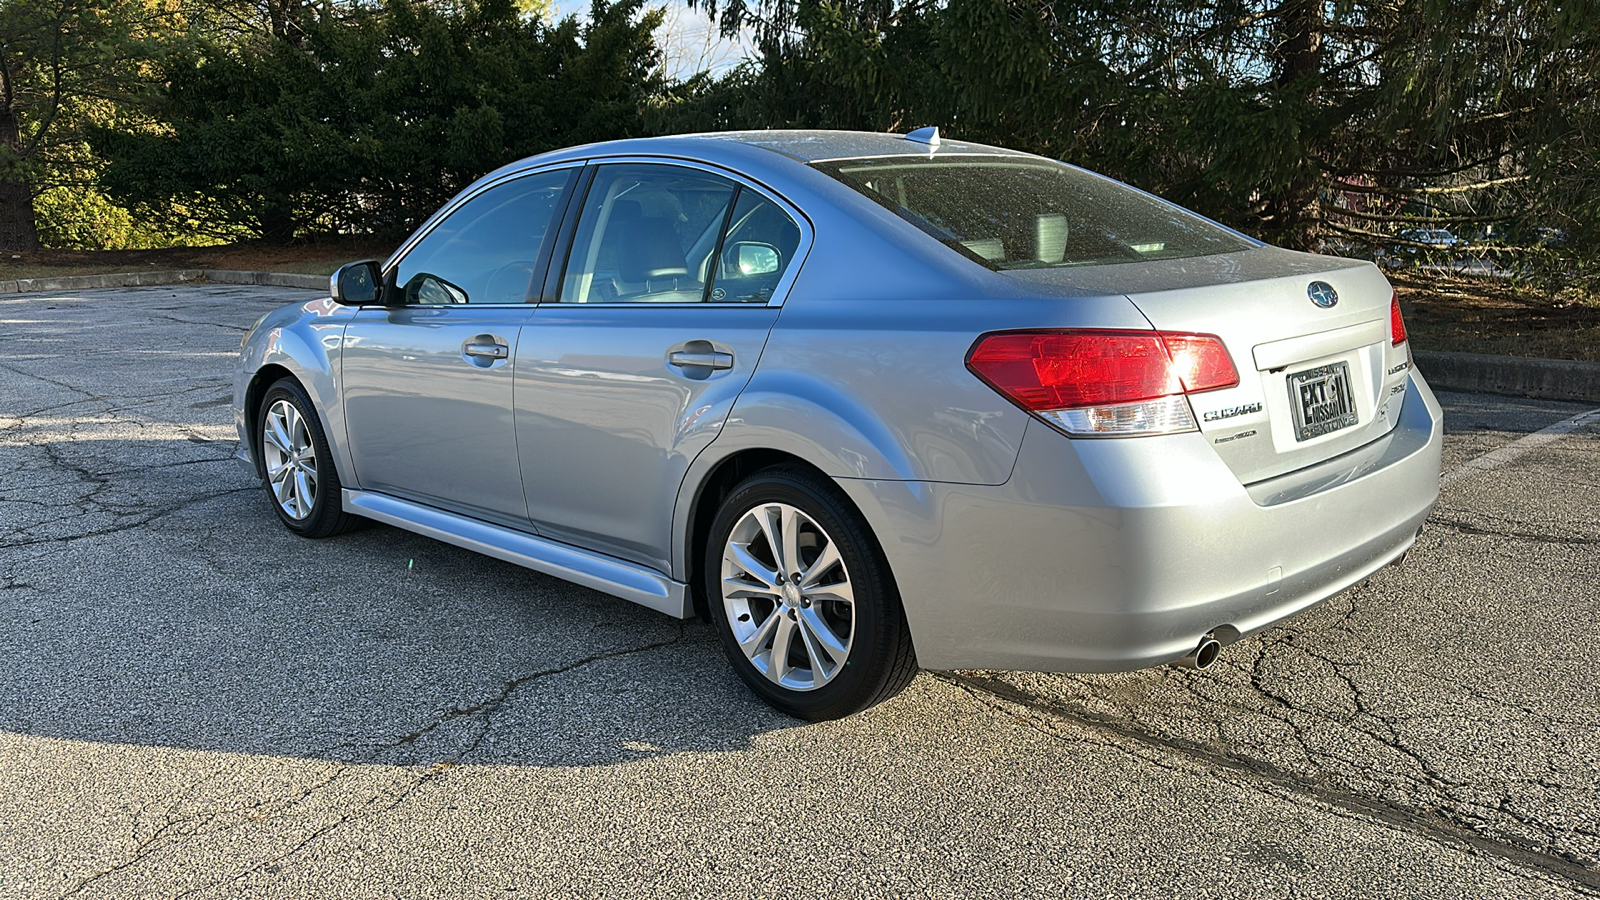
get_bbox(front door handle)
[669,350,734,370]
[464,340,509,360]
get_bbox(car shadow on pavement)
[0,453,803,769]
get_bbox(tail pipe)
[1389,523,1427,570]
[1172,633,1222,670]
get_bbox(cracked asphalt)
[2,283,1597,899]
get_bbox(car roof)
[688,129,1032,163]
[481,130,1031,182]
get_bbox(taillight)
[966,329,1239,436]
[1390,291,1408,346]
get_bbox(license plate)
[1288,362,1358,441]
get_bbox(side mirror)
[331,260,382,305]
[727,242,781,277]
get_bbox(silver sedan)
[234,129,1442,720]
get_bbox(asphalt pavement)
[2,284,1597,899]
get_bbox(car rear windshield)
[812,155,1252,270]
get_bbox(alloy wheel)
[720,502,856,691]
[261,398,318,520]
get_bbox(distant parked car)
[235,129,1443,719]
[1535,227,1569,248]
[1399,227,1460,249]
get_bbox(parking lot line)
[1442,406,1600,484]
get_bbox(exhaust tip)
[1390,525,1427,570]
[1172,634,1222,669]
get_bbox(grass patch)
[1394,271,1600,362]
[1,240,385,283]
[0,263,163,279]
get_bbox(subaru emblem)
[1307,281,1339,308]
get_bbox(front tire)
[256,377,359,538]
[705,466,917,720]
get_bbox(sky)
[550,0,757,80]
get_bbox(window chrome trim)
[542,154,815,310]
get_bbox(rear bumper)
[838,371,1443,672]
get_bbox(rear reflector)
[1390,292,1408,346]
[966,329,1239,436]
[1042,396,1198,436]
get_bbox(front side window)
[393,168,574,305]
[558,164,800,304]
[812,156,1251,270]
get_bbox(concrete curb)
[0,269,327,294]
[198,269,328,291]
[1414,350,1600,404]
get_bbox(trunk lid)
[1003,247,1411,485]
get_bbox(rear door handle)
[668,350,734,370]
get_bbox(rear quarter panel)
[728,293,1153,484]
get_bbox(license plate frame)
[1288,362,1358,441]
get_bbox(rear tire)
[704,465,917,720]
[256,377,360,538]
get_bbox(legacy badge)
[1307,281,1339,308]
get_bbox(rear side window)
[812,156,1251,270]
[559,164,737,304]
[557,163,802,304]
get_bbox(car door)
[515,161,810,572]
[341,166,577,528]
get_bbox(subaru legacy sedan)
[235,129,1442,720]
